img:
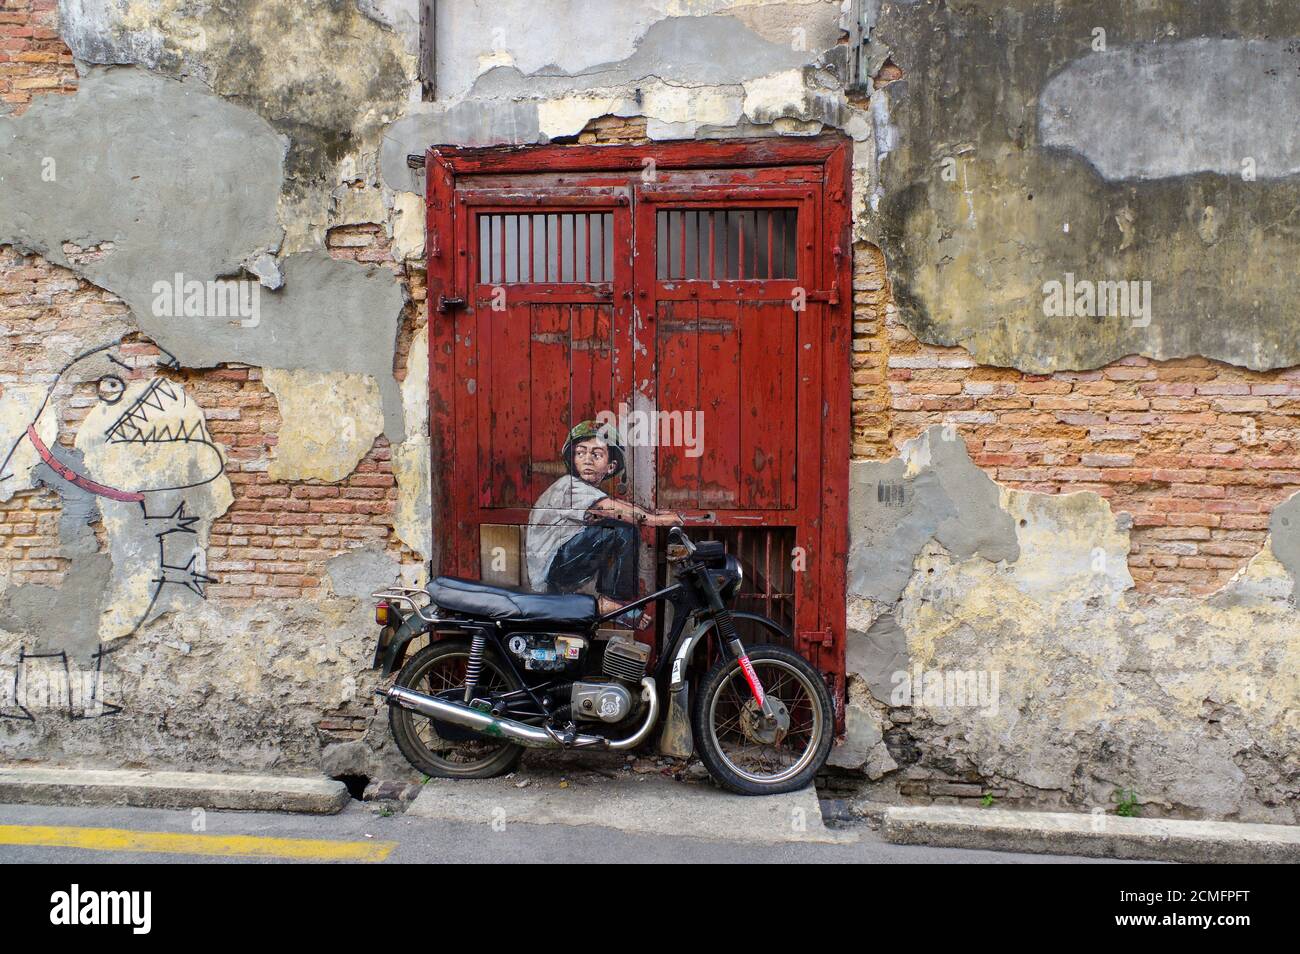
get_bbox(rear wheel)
[389,640,524,779]
[691,644,833,795]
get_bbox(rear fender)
[380,615,453,676]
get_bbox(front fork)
[712,607,778,720]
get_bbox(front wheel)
[691,644,834,795]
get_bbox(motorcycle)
[371,527,834,795]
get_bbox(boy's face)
[572,437,613,485]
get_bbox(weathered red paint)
[426,137,852,717]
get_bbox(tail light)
[375,602,390,625]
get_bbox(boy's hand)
[646,509,684,527]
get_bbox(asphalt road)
[0,800,1127,864]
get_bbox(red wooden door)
[426,140,851,705]
[442,188,633,580]
[634,184,825,664]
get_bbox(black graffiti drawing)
[0,336,226,719]
[0,644,122,721]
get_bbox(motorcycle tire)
[691,643,834,796]
[389,639,524,779]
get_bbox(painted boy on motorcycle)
[525,421,681,625]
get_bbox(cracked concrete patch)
[326,546,399,600]
[264,369,385,483]
[847,425,1019,604]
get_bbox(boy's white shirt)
[525,474,608,590]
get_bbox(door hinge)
[799,630,833,649]
[806,283,840,305]
[437,295,466,313]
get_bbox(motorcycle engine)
[506,633,585,672]
[569,635,651,723]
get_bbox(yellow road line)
[0,824,395,862]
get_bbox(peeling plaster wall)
[866,0,1300,373]
[0,0,1296,822]
[380,0,856,192]
[845,428,1299,821]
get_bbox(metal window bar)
[655,209,797,281]
[478,212,614,283]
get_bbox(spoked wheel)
[691,644,833,795]
[388,640,524,779]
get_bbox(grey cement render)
[867,0,1300,373]
[1268,491,1300,599]
[0,69,407,438]
[0,552,110,659]
[848,612,909,706]
[1040,39,1300,181]
[326,547,400,600]
[0,459,109,658]
[847,426,1019,604]
[0,68,284,274]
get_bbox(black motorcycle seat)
[426,576,597,628]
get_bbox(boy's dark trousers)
[544,520,637,600]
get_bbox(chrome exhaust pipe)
[607,677,659,751]
[378,677,658,751]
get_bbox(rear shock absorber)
[463,630,486,703]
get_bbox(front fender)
[667,611,791,690]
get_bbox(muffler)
[378,677,658,751]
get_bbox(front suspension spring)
[714,607,741,650]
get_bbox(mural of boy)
[526,421,681,626]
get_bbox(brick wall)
[0,487,65,586]
[4,0,1295,602]
[0,0,75,114]
[852,242,1300,595]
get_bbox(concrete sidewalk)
[0,765,349,814]
[882,805,1300,864]
[408,769,852,845]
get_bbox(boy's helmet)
[563,420,626,480]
